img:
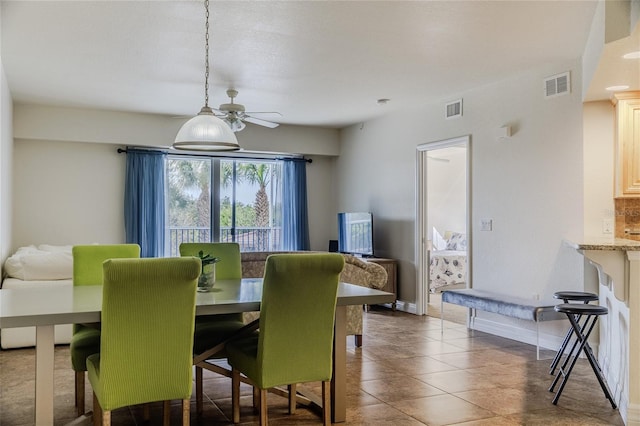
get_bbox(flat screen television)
[337,212,374,257]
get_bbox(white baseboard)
[387,303,560,352]
[388,303,601,359]
[470,317,566,352]
[624,400,638,426]
[393,301,417,314]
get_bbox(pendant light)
[173,0,240,151]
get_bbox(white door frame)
[415,135,471,316]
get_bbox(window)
[166,156,283,256]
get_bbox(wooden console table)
[365,258,397,310]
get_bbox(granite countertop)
[564,238,640,251]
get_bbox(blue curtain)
[124,149,166,257]
[282,158,310,250]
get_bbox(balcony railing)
[167,226,282,256]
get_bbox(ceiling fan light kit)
[173,0,240,152]
[224,113,247,132]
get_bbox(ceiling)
[1,1,638,129]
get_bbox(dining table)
[0,277,395,425]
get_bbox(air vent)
[445,99,463,119]
[544,72,571,98]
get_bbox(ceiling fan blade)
[245,111,283,117]
[244,115,280,128]
[209,107,228,118]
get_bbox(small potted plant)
[196,250,221,292]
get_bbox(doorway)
[416,136,470,319]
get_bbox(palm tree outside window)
[165,156,283,256]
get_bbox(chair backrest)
[179,242,242,280]
[257,253,344,389]
[96,257,200,409]
[72,244,141,286]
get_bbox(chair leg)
[196,366,203,415]
[163,400,171,426]
[253,386,260,409]
[93,393,101,426]
[288,383,297,414]
[76,371,85,416]
[355,334,363,347]
[143,404,151,421]
[259,388,268,425]
[182,399,190,426]
[551,314,602,405]
[102,410,111,426]
[93,392,110,426]
[321,381,331,426]
[549,314,581,374]
[232,368,241,424]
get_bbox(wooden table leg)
[331,306,347,423]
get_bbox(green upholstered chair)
[70,244,140,416]
[226,253,344,425]
[179,242,243,281]
[86,257,200,426]
[179,242,247,414]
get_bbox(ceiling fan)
[214,89,281,132]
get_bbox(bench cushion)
[441,288,561,321]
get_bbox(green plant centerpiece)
[197,250,220,292]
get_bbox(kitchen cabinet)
[613,92,640,196]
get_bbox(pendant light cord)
[172,0,240,150]
[204,0,210,109]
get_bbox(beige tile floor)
[0,306,625,425]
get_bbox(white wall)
[582,0,605,100]
[11,105,339,254]
[337,60,586,323]
[583,100,615,238]
[13,140,125,249]
[13,104,340,156]
[306,155,337,251]
[427,147,467,240]
[0,57,13,272]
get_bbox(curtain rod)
[116,148,312,163]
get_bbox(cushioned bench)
[441,288,565,358]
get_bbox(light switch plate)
[480,219,493,231]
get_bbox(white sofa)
[1,245,74,349]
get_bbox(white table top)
[0,278,395,329]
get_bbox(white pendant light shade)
[172,0,240,152]
[174,108,240,151]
